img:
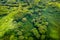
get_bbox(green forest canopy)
[0,0,60,40]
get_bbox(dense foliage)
[0,0,60,40]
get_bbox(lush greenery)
[0,0,60,40]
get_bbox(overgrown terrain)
[0,0,60,40]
